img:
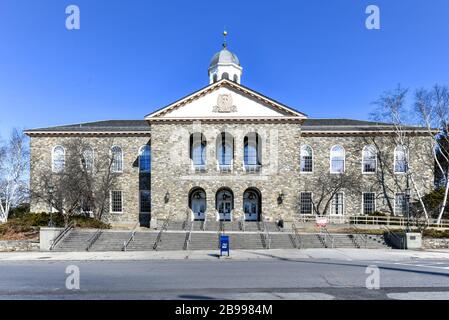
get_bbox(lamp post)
[48,185,55,227]
[405,187,411,233]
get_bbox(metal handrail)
[320,227,335,248]
[122,222,139,252]
[261,217,271,249]
[382,225,406,249]
[202,209,207,231]
[295,214,449,229]
[49,220,75,251]
[184,219,194,250]
[240,215,246,232]
[153,213,172,250]
[291,223,301,249]
[86,228,103,251]
[350,225,368,248]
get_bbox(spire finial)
[222,30,228,48]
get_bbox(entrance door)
[190,189,206,221]
[216,189,233,221]
[243,189,260,221]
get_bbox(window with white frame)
[244,133,262,171]
[394,145,408,173]
[111,146,123,172]
[300,145,313,172]
[52,146,65,173]
[362,145,377,173]
[330,145,345,173]
[82,147,94,171]
[110,191,123,213]
[395,193,407,216]
[140,190,151,213]
[363,193,376,215]
[300,192,313,215]
[190,133,206,170]
[331,193,344,215]
[139,145,151,173]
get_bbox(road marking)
[218,292,335,300]
[392,262,449,270]
[388,292,449,300]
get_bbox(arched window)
[216,132,234,171]
[82,147,94,171]
[244,133,262,172]
[362,145,377,173]
[330,145,345,173]
[190,133,206,171]
[52,146,65,173]
[213,74,218,83]
[222,72,229,80]
[139,145,151,173]
[233,74,238,83]
[111,146,123,173]
[300,145,313,172]
[394,145,408,173]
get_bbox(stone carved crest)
[213,94,237,113]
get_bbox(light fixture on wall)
[277,192,284,205]
[164,191,170,204]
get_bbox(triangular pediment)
[145,80,307,122]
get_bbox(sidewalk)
[1,248,449,262]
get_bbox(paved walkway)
[1,248,449,262]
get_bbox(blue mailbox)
[220,235,230,256]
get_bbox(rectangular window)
[363,193,376,215]
[110,191,123,213]
[140,190,151,214]
[331,159,345,173]
[331,193,344,215]
[395,193,407,216]
[300,192,313,215]
[300,156,313,172]
[362,159,376,173]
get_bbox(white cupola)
[208,31,243,84]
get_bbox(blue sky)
[0,0,448,138]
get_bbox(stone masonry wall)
[29,135,151,226]
[150,122,302,222]
[298,134,434,216]
[28,127,434,226]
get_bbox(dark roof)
[25,118,428,134]
[301,119,427,132]
[25,120,150,133]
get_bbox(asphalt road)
[1,258,449,300]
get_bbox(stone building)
[25,40,434,227]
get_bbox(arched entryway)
[189,188,206,221]
[243,188,261,221]
[216,188,233,221]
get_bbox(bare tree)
[370,85,430,221]
[31,138,119,226]
[0,129,29,223]
[414,85,449,223]
[310,172,360,216]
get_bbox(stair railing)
[350,225,367,248]
[291,223,301,249]
[49,220,75,251]
[240,215,246,232]
[153,212,173,250]
[184,219,194,250]
[320,227,335,248]
[382,225,405,249]
[86,228,103,251]
[122,222,139,252]
[202,210,207,231]
[261,216,271,249]
[182,208,190,230]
